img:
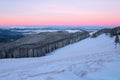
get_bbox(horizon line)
[0,25,119,27]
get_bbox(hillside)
[0,34,120,80]
[0,31,89,58]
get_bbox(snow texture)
[0,34,120,80]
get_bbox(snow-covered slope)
[0,34,120,80]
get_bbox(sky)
[0,0,120,27]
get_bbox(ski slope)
[0,34,120,80]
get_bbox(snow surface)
[0,34,120,80]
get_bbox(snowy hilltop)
[0,27,120,80]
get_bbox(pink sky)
[0,0,120,26]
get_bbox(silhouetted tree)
[114,34,120,48]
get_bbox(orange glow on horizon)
[0,15,119,26]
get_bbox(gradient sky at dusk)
[0,0,120,26]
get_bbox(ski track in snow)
[0,34,120,80]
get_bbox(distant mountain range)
[0,26,106,30]
[0,29,24,43]
[0,26,106,43]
